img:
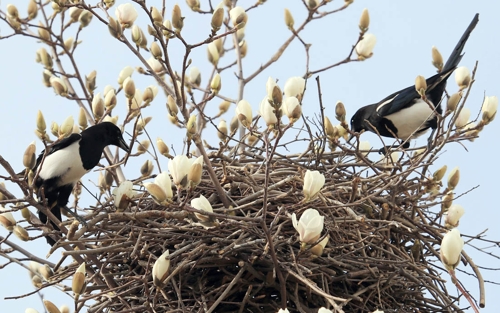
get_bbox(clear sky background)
[1,1,499,312]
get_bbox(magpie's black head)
[350,106,371,134]
[83,122,130,153]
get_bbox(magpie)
[33,122,129,245]
[350,14,479,149]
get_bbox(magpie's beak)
[347,133,355,144]
[118,137,130,153]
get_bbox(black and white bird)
[34,122,129,245]
[350,14,479,148]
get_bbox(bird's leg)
[378,142,410,155]
[60,206,88,226]
[427,128,437,150]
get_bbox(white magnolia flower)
[284,76,305,99]
[152,250,170,287]
[355,33,376,59]
[115,3,138,28]
[191,195,214,222]
[0,206,16,231]
[147,57,163,73]
[444,204,464,228]
[454,66,471,89]
[112,181,135,210]
[229,6,247,26]
[260,96,278,127]
[318,308,333,313]
[482,96,498,124]
[277,309,290,313]
[117,66,134,86]
[303,170,325,202]
[283,96,301,123]
[292,208,324,244]
[236,100,252,128]
[455,108,470,128]
[168,155,195,189]
[440,228,464,271]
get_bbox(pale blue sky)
[1,1,499,312]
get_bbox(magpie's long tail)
[442,14,479,72]
[38,203,61,246]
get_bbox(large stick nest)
[43,140,480,313]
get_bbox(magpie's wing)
[34,134,82,171]
[375,85,419,117]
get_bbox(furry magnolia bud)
[359,8,369,32]
[284,8,294,29]
[415,75,427,97]
[23,141,36,169]
[432,46,443,72]
[211,73,221,94]
[211,7,224,32]
[172,4,184,32]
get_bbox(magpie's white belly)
[38,141,88,186]
[384,99,436,140]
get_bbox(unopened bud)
[211,7,224,32]
[284,8,294,29]
[13,225,29,241]
[207,42,219,66]
[172,4,184,32]
[151,41,162,59]
[42,70,52,88]
[23,142,36,169]
[151,7,163,25]
[217,119,228,140]
[433,165,447,181]
[6,4,19,19]
[28,0,38,20]
[455,66,471,90]
[432,46,443,72]
[442,191,453,210]
[108,16,123,38]
[86,70,97,94]
[156,138,170,157]
[92,93,105,120]
[38,22,50,42]
[137,140,150,154]
[188,156,203,187]
[123,77,136,99]
[36,110,46,132]
[415,75,427,97]
[447,167,460,190]
[60,116,74,138]
[211,73,221,94]
[324,116,335,138]
[219,101,231,114]
[131,24,143,46]
[79,10,93,28]
[447,93,461,113]
[187,0,200,11]
[141,160,154,177]
[230,116,239,133]
[167,95,178,116]
[335,101,346,122]
[50,77,68,97]
[162,19,174,38]
[72,262,86,297]
[481,96,498,125]
[39,264,53,280]
[186,115,197,137]
[359,8,369,32]
[43,300,61,313]
[247,134,258,146]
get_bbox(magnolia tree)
[0,1,498,313]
